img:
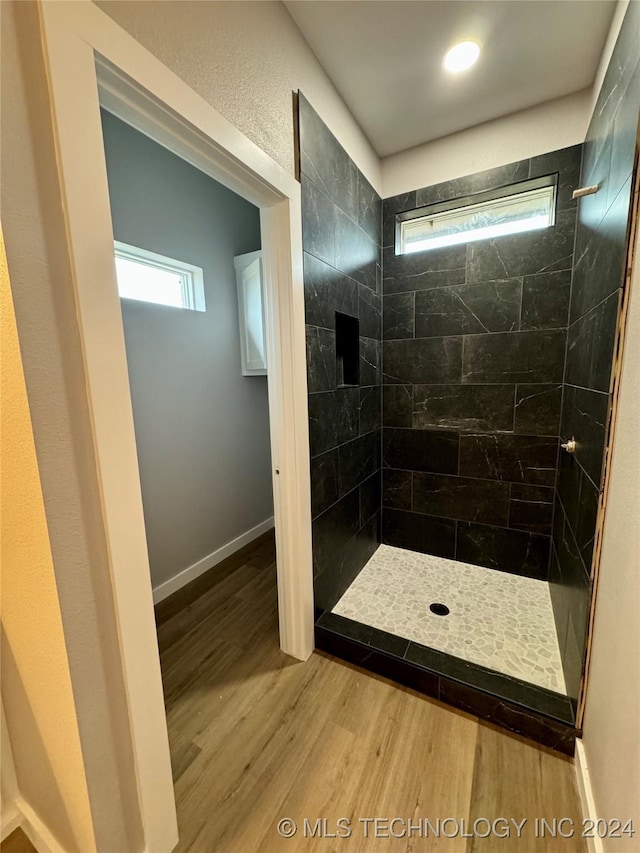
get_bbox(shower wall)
[552,1,640,704]
[381,147,581,579]
[298,94,383,614]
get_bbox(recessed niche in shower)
[335,312,360,387]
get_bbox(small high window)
[114,241,206,311]
[396,176,557,255]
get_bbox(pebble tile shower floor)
[333,544,566,694]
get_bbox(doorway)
[39,4,315,848]
[100,110,274,605]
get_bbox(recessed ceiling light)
[443,40,480,74]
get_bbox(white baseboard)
[1,803,22,842]
[6,796,66,852]
[152,517,275,604]
[575,739,604,853]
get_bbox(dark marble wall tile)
[459,433,558,486]
[310,449,339,519]
[514,384,562,436]
[382,508,456,558]
[301,175,335,266]
[413,384,515,433]
[303,252,358,329]
[466,209,576,282]
[300,94,383,613]
[308,388,360,457]
[554,495,591,678]
[336,207,378,291]
[579,131,613,232]
[359,385,381,435]
[562,615,586,705]
[358,284,382,339]
[521,270,571,330]
[384,337,462,384]
[357,172,382,244]
[380,145,585,582]
[383,292,414,340]
[555,513,591,650]
[557,450,582,534]
[555,13,640,698]
[413,473,509,526]
[570,176,630,324]
[306,325,336,393]
[382,469,412,510]
[462,329,566,384]
[338,432,379,497]
[415,279,521,337]
[382,191,417,247]
[608,65,640,209]
[566,291,621,394]
[314,513,379,613]
[509,484,554,535]
[575,472,599,572]
[383,427,459,474]
[360,471,381,525]
[529,144,583,210]
[312,488,360,578]
[456,522,551,580]
[359,336,380,386]
[382,385,413,427]
[416,160,530,207]
[549,545,570,654]
[561,385,609,488]
[383,244,466,294]
[298,92,358,222]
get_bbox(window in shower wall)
[396,175,557,255]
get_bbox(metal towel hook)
[561,437,577,453]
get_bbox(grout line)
[379,504,553,541]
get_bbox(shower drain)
[429,602,450,616]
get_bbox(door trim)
[38,2,314,849]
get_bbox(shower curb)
[315,611,579,756]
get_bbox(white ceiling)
[285,1,617,157]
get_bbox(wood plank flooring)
[156,532,586,853]
[0,827,37,853]
[0,830,36,853]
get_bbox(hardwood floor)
[0,830,36,853]
[156,532,586,853]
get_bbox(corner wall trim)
[9,796,66,853]
[575,739,604,853]
[151,517,275,603]
[1,806,22,843]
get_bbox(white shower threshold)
[332,544,566,695]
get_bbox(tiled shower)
[299,0,640,755]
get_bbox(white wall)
[1,3,145,849]
[95,0,381,192]
[580,187,640,851]
[1,226,96,852]
[381,89,592,198]
[102,111,273,592]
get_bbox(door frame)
[38,1,314,849]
